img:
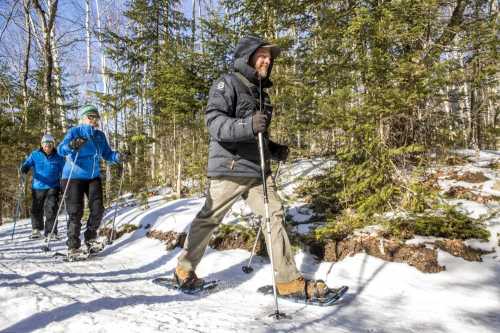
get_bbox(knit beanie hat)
[79,104,100,119]
[41,134,55,145]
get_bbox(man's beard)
[257,66,268,79]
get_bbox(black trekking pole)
[256,79,286,320]
[43,151,79,252]
[107,163,125,245]
[10,172,26,241]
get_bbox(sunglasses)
[87,114,100,120]
[42,142,54,146]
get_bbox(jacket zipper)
[91,155,96,178]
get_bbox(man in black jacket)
[176,36,330,300]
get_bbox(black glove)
[119,150,131,163]
[69,137,87,151]
[20,165,30,174]
[252,112,269,134]
[269,141,289,162]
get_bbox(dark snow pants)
[62,177,104,250]
[31,188,60,236]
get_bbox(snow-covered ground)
[1,153,499,333]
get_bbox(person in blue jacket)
[57,104,128,256]
[21,134,65,239]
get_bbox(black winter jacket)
[205,36,280,178]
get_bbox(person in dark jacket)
[21,134,65,239]
[175,36,335,300]
[57,105,126,257]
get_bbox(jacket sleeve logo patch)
[217,81,225,90]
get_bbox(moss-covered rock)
[443,154,470,166]
[434,239,493,261]
[147,224,265,254]
[99,223,139,241]
[309,235,445,273]
[147,230,186,250]
[444,186,500,203]
[446,170,490,183]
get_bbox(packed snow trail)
[1,202,498,333]
[1,154,500,332]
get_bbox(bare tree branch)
[424,0,470,65]
[0,0,22,43]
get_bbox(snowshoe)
[63,248,90,262]
[152,277,218,295]
[260,278,348,306]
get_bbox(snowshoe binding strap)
[306,279,329,300]
[174,271,204,290]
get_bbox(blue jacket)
[57,125,120,180]
[21,149,65,190]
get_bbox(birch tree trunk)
[463,79,471,148]
[32,0,59,132]
[151,124,157,181]
[21,0,32,128]
[94,0,113,201]
[191,0,196,48]
[176,158,182,198]
[198,0,204,52]
[85,0,92,74]
[95,0,108,94]
[50,27,66,129]
[28,11,43,50]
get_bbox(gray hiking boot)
[67,248,86,260]
[31,229,42,239]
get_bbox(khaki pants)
[177,176,301,283]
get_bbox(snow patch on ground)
[430,149,500,197]
[453,149,500,163]
[277,158,336,199]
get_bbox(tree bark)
[191,0,196,48]
[21,0,32,128]
[32,0,59,132]
[95,0,108,93]
[85,0,92,74]
[423,0,468,65]
[50,27,66,129]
